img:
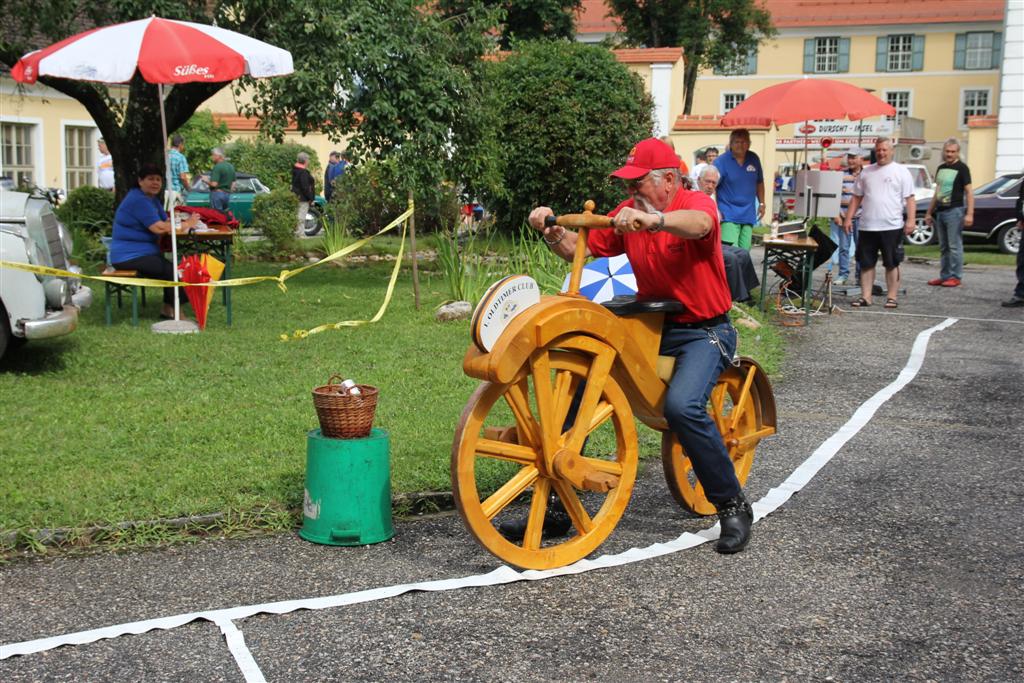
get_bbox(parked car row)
[184,172,327,236]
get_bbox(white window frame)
[959,87,992,129]
[720,91,748,115]
[60,120,99,192]
[887,35,914,72]
[0,116,45,188]
[964,32,994,70]
[883,90,913,128]
[814,37,839,74]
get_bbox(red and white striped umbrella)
[12,16,293,85]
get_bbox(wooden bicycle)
[452,202,777,570]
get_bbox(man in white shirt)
[95,138,114,191]
[843,137,915,309]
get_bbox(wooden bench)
[103,269,148,326]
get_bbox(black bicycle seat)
[601,295,685,316]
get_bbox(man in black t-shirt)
[924,139,974,287]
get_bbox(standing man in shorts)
[713,129,764,250]
[843,137,916,308]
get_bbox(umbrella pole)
[159,83,180,321]
[803,120,810,169]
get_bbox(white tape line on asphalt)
[215,618,266,683]
[0,317,959,668]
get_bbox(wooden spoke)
[452,348,638,570]
[662,360,775,517]
[481,466,539,520]
[474,439,540,466]
[551,480,594,535]
[522,478,552,551]
[503,378,540,448]
[563,346,615,453]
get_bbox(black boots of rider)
[714,491,753,554]
[498,496,571,542]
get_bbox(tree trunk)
[683,59,700,115]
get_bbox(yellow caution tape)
[0,203,416,338]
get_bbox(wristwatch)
[649,210,664,232]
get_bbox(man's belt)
[666,313,730,330]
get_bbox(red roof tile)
[673,114,770,131]
[612,47,683,64]
[578,0,1003,34]
[967,114,998,128]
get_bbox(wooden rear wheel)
[662,358,776,516]
[452,342,638,570]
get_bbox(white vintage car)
[0,190,92,360]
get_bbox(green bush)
[251,188,299,254]
[225,138,322,192]
[55,186,115,236]
[478,41,654,231]
[329,159,459,236]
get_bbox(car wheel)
[997,223,1021,255]
[303,204,324,237]
[905,216,936,246]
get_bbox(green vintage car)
[185,172,326,235]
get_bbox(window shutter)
[911,35,925,71]
[746,50,758,75]
[876,36,888,72]
[838,38,851,72]
[803,39,814,73]
[991,32,1003,69]
[954,33,966,69]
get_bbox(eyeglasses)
[625,174,649,192]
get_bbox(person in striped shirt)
[831,147,867,285]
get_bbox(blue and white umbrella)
[561,254,637,303]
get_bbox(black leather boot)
[498,497,571,542]
[714,492,753,554]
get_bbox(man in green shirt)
[208,147,236,213]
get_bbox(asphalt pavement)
[1,256,1022,682]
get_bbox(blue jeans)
[210,190,230,213]
[660,322,740,504]
[830,220,852,279]
[934,206,965,280]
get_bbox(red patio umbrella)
[11,17,293,331]
[720,78,896,166]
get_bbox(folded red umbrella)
[178,254,211,329]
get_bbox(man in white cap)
[523,137,754,554]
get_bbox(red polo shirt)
[589,190,732,323]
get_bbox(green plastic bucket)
[299,428,394,546]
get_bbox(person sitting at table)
[109,163,200,320]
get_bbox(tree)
[439,0,581,49]
[0,1,502,204]
[606,0,775,114]
[477,41,653,232]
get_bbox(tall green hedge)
[225,139,322,192]
[478,41,654,231]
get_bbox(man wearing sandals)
[843,137,916,309]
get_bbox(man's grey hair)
[212,147,225,158]
[171,134,184,147]
[649,167,680,185]
[699,165,721,184]
[873,136,893,147]
[943,137,961,150]
[297,152,310,163]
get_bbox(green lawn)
[904,243,1017,267]
[0,256,783,549]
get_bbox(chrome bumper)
[22,304,79,340]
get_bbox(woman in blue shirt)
[110,163,199,319]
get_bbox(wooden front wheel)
[452,343,638,570]
[662,358,776,516]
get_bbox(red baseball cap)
[610,138,681,179]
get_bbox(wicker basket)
[312,375,379,439]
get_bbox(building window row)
[1,123,101,191]
[1,123,35,187]
[798,32,1001,74]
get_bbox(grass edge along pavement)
[0,244,784,560]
